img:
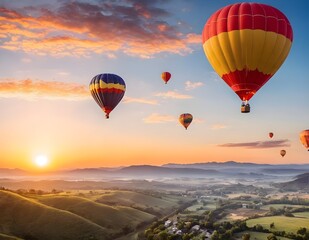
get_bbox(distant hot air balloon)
[280,150,286,157]
[299,130,309,151]
[89,73,126,119]
[179,113,193,130]
[161,72,171,84]
[202,3,293,113]
[269,132,274,138]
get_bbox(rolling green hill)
[0,190,111,240]
[96,190,181,216]
[38,195,155,230]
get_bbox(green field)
[247,216,309,233]
[261,204,309,211]
[234,231,291,240]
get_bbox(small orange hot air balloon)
[161,72,171,84]
[299,130,309,151]
[269,132,274,138]
[280,150,286,157]
[179,113,193,130]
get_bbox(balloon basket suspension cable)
[241,100,250,113]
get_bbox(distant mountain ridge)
[1,161,309,179]
[276,172,309,191]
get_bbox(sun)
[34,155,49,168]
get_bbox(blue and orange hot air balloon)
[202,3,293,113]
[89,73,126,119]
[161,72,171,84]
[179,113,193,130]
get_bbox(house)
[164,220,172,227]
[191,225,200,232]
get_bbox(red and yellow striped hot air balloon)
[179,113,193,130]
[202,3,293,113]
[89,73,126,119]
[300,130,309,151]
[161,72,171,84]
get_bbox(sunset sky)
[0,0,308,171]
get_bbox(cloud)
[185,81,204,91]
[211,124,227,130]
[0,1,201,58]
[143,113,176,123]
[0,79,89,100]
[123,96,158,105]
[218,139,291,149]
[155,91,193,99]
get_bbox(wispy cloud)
[0,1,201,58]
[211,124,227,130]
[123,97,158,105]
[218,139,291,149]
[143,113,176,123]
[185,81,204,91]
[0,79,89,100]
[155,91,193,99]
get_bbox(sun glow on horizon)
[34,155,49,168]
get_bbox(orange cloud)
[218,139,291,149]
[0,1,201,58]
[143,113,176,123]
[0,79,89,100]
[155,91,193,99]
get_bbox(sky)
[0,0,308,171]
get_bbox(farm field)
[234,231,292,240]
[246,216,309,234]
[293,211,309,218]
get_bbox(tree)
[297,227,307,235]
[211,230,220,240]
[242,233,250,240]
[270,222,275,228]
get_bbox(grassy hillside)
[0,233,23,240]
[38,195,155,230]
[0,190,112,240]
[96,190,181,216]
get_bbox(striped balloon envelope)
[202,3,293,112]
[179,113,193,130]
[89,73,126,119]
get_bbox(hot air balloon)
[202,3,293,113]
[300,130,309,151]
[269,132,274,138]
[179,113,193,130]
[161,72,171,84]
[280,150,286,157]
[89,73,126,119]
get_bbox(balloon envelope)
[269,132,274,138]
[300,130,309,151]
[179,113,193,130]
[161,72,171,84]
[89,73,126,119]
[280,150,286,157]
[202,3,293,102]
